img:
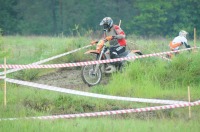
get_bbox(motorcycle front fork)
[93,64,100,75]
[93,48,105,74]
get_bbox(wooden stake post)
[194,28,197,52]
[188,86,191,118]
[4,57,7,107]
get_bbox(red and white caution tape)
[3,78,187,105]
[0,76,5,79]
[1,100,199,121]
[126,40,171,61]
[0,45,92,75]
[0,47,198,69]
[158,55,171,61]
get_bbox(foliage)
[0,28,10,58]
[0,0,19,34]
[13,69,40,81]
[0,0,200,37]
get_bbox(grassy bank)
[93,53,200,100]
[0,36,200,131]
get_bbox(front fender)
[85,50,100,54]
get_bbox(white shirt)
[172,36,188,50]
[172,36,187,44]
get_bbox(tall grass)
[0,36,91,64]
[0,36,200,131]
[93,53,200,100]
[1,118,200,132]
[0,36,91,79]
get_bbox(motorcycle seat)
[118,51,130,57]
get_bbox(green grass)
[0,35,91,79]
[92,53,200,101]
[0,83,149,118]
[0,36,200,131]
[1,117,200,132]
[0,36,90,64]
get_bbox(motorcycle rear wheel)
[81,65,102,86]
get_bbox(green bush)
[13,69,40,81]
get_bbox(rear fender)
[131,50,143,55]
[127,50,142,62]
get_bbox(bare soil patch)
[34,68,109,90]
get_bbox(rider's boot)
[105,64,116,74]
[105,52,123,73]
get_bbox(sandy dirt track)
[34,68,109,90]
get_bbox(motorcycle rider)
[99,17,127,73]
[167,30,191,58]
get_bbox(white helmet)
[100,17,113,31]
[179,30,188,38]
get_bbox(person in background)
[99,17,127,72]
[167,30,191,58]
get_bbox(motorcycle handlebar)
[90,39,108,45]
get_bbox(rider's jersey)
[170,36,188,50]
[106,25,126,47]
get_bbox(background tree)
[0,0,18,34]
[0,0,199,37]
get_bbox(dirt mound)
[34,68,109,90]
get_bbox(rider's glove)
[105,36,113,41]
[90,40,98,45]
[112,36,117,39]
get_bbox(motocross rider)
[167,30,191,58]
[100,17,127,73]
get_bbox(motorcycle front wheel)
[81,65,102,86]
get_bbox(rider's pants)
[110,45,126,66]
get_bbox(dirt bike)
[81,39,143,86]
[166,42,191,59]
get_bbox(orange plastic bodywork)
[105,36,113,41]
[85,50,99,54]
[85,40,104,54]
[169,41,182,50]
